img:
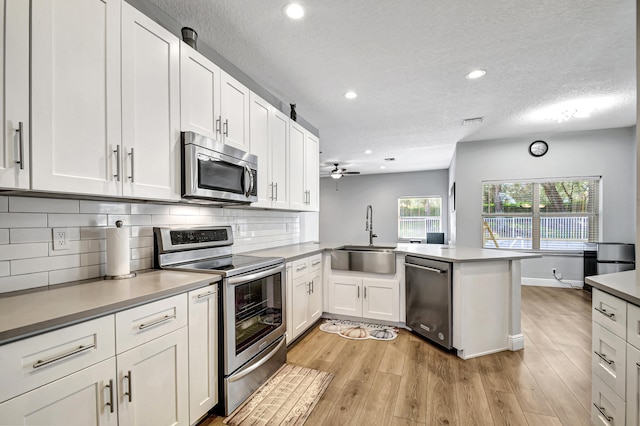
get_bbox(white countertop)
[0,270,219,345]
[586,270,640,306]
[246,242,540,263]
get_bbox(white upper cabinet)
[31,0,122,196]
[289,121,319,212]
[180,45,250,152]
[249,92,289,209]
[220,71,250,151]
[121,2,180,201]
[180,44,222,141]
[0,0,29,189]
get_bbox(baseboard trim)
[508,333,525,351]
[522,277,583,288]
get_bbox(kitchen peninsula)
[248,242,539,359]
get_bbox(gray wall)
[452,126,636,283]
[319,170,449,244]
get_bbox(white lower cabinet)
[116,328,189,426]
[0,358,118,426]
[328,275,399,322]
[187,285,218,425]
[627,343,640,425]
[287,254,322,344]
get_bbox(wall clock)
[529,140,548,157]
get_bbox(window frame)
[397,195,443,241]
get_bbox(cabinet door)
[187,286,218,425]
[291,275,310,341]
[304,133,320,212]
[0,0,29,189]
[121,2,180,201]
[0,358,118,426]
[627,343,640,426]
[180,44,221,141]
[31,0,121,196]
[117,328,189,426]
[329,276,362,317]
[220,71,250,151]
[249,92,272,208]
[592,322,627,398]
[288,122,306,210]
[270,108,290,209]
[308,269,323,323]
[363,277,399,322]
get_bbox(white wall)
[319,170,449,244]
[0,195,302,293]
[452,126,636,284]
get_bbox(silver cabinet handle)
[124,370,133,402]
[307,282,311,295]
[15,122,24,170]
[311,260,321,266]
[296,265,307,272]
[593,403,613,422]
[223,119,229,136]
[128,148,135,182]
[594,351,614,365]
[269,183,274,200]
[113,146,121,181]
[274,182,278,201]
[594,307,615,319]
[197,290,216,299]
[310,279,314,294]
[138,314,176,330]
[216,116,221,134]
[106,379,114,413]
[357,287,360,298]
[33,343,96,369]
[364,286,367,299]
[404,263,445,274]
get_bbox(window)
[482,178,600,251]
[398,197,442,239]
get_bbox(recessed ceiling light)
[466,69,486,79]
[284,3,305,19]
[380,166,386,169]
[344,91,357,100]
[364,150,372,154]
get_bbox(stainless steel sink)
[331,245,397,274]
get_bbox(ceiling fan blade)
[342,171,360,175]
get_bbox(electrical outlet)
[53,228,69,250]
[552,268,556,274]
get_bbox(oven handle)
[227,264,284,285]
[227,337,286,383]
[244,165,254,198]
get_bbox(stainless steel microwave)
[182,131,258,203]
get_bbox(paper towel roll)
[106,222,130,277]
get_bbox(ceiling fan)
[326,163,361,179]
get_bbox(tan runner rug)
[224,364,334,426]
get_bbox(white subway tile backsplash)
[12,255,80,275]
[10,197,79,213]
[0,243,49,261]
[0,213,48,228]
[80,200,131,214]
[0,272,49,293]
[0,197,302,289]
[49,265,101,285]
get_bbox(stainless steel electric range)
[153,226,286,416]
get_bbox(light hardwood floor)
[200,286,593,425]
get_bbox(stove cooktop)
[175,254,283,277]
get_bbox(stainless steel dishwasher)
[405,255,452,349]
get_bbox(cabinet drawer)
[309,254,322,273]
[0,315,115,403]
[627,303,640,350]
[593,288,627,338]
[292,258,309,280]
[592,374,625,426]
[593,322,627,398]
[115,293,187,353]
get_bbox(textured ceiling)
[148,0,636,175]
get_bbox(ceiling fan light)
[330,173,342,179]
[284,3,305,19]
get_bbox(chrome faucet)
[365,205,377,246]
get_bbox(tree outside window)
[398,197,442,239]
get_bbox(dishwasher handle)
[404,262,445,274]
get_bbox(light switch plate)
[53,228,69,250]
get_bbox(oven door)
[224,263,285,374]
[183,142,257,203]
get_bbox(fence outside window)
[398,197,442,239]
